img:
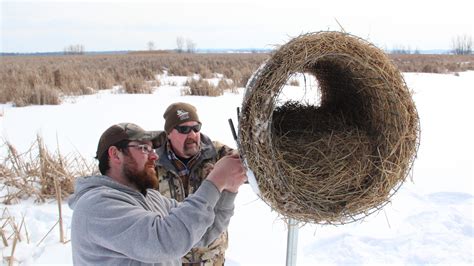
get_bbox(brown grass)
[183,78,223,96]
[389,54,474,73]
[1,205,68,262]
[2,52,471,107]
[122,76,154,94]
[288,79,300,86]
[217,78,238,93]
[1,208,22,264]
[0,53,269,106]
[0,136,98,204]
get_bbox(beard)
[123,156,158,194]
[182,138,200,157]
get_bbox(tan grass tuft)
[0,136,98,204]
[122,76,154,94]
[184,78,223,96]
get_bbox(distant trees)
[147,41,156,51]
[391,45,420,55]
[176,36,196,53]
[176,37,185,53]
[186,38,196,53]
[451,34,472,55]
[64,44,85,55]
[390,45,422,55]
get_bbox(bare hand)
[206,154,247,193]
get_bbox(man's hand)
[206,154,247,193]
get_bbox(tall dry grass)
[2,53,473,106]
[0,53,269,106]
[389,54,474,73]
[0,136,90,258]
[122,76,154,94]
[0,136,98,204]
[183,78,223,96]
[1,208,25,265]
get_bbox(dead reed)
[122,76,154,94]
[390,54,474,73]
[183,78,223,96]
[239,32,420,224]
[0,53,269,106]
[2,52,470,107]
[1,209,26,264]
[0,135,98,204]
[1,205,69,263]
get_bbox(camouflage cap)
[163,102,200,133]
[95,123,163,159]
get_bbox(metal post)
[285,218,298,266]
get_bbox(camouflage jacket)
[155,133,233,265]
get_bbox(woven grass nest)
[239,31,420,224]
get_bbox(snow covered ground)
[1,71,473,265]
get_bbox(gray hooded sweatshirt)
[68,175,236,265]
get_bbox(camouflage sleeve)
[212,141,235,160]
[152,131,168,148]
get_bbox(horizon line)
[0,48,455,56]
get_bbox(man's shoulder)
[72,185,130,214]
[200,132,234,158]
[211,140,234,159]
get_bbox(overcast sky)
[1,0,472,53]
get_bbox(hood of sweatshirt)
[68,175,140,210]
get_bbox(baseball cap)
[96,123,163,159]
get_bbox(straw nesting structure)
[239,31,420,224]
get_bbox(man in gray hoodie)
[68,122,247,265]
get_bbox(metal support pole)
[285,218,298,266]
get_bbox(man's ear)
[108,146,122,163]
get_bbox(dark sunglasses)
[174,124,202,134]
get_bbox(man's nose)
[188,129,198,138]
[149,150,159,161]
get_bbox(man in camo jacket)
[155,102,234,266]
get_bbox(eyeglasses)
[127,144,155,155]
[174,124,201,134]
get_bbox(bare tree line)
[63,44,85,55]
[391,34,472,55]
[145,37,197,53]
[176,36,196,53]
[452,34,472,55]
[67,34,473,55]
[65,35,199,55]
